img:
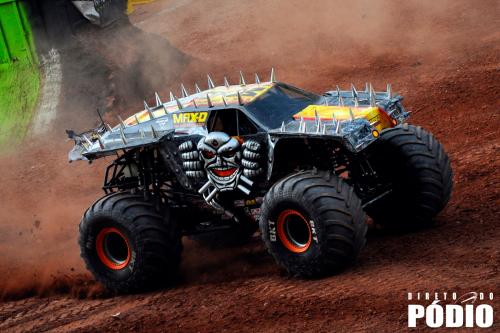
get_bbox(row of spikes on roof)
[84,69,277,150]
[85,69,393,150]
[144,78,392,118]
[81,120,162,150]
[281,108,389,152]
[281,107,365,136]
[325,82,393,108]
[143,68,277,113]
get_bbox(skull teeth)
[212,166,233,171]
[211,174,235,182]
[209,166,238,181]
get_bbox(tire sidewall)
[260,196,325,266]
[81,212,137,282]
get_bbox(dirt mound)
[0,0,499,331]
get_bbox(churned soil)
[0,0,498,332]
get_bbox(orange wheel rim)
[276,209,312,253]
[96,227,131,270]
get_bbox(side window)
[207,109,258,136]
[208,109,237,135]
[237,111,258,135]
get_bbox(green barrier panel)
[0,0,36,65]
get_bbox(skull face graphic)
[197,132,242,191]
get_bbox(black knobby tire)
[259,170,367,277]
[79,192,182,293]
[366,124,453,227]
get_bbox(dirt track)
[0,0,499,332]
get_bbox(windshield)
[245,84,320,128]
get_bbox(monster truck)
[68,70,452,292]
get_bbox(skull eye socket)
[222,150,235,158]
[201,150,215,159]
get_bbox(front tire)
[79,192,182,293]
[366,124,453,228]
[259,170,367,277]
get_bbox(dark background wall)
[27,0,127,51]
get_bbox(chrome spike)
[150,125,158,139]
[174,95,183,109]
[206,94,213,108]
[192,98,198,108]
[144,100,155,119]
[316,118,322,133]
[351,83,358,98]
[155,92,162,106]
[336,85,341,96]
[370,86,377,107]
[134,114,141,124]
[207,74,215,89]
[354,96,359,107]
[117,115,127,129]
[237,91,244,105]
[119,126,127,144]
[338,94,344,107]
[270,67,276,83]
[324,96,329,106]
[335,120,341,134]
[221,96,228,107]
[239,71,246,86]
[280,121,286,132]
[97,134,105,149]
[387,83,392,98]
[140,128,146,139]
[299,117,306,133]
[314,109,320,125]
[322,123,327,135]
[161,101,168,114]
[181,83,189,98]
[83,134,92,146]
[169,91,175,101]
[195,83,202,94]
[255,73,261,84]
[224,76,230,88]
[105,123,113,132]
[349,108,355,121]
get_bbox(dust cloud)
[135,0,495,65]
[0,10,189,299]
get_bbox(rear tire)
[366,124,453,228]
[259,170,367,277]
[79,192,182,293]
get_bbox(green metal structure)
[0,0,36,66]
